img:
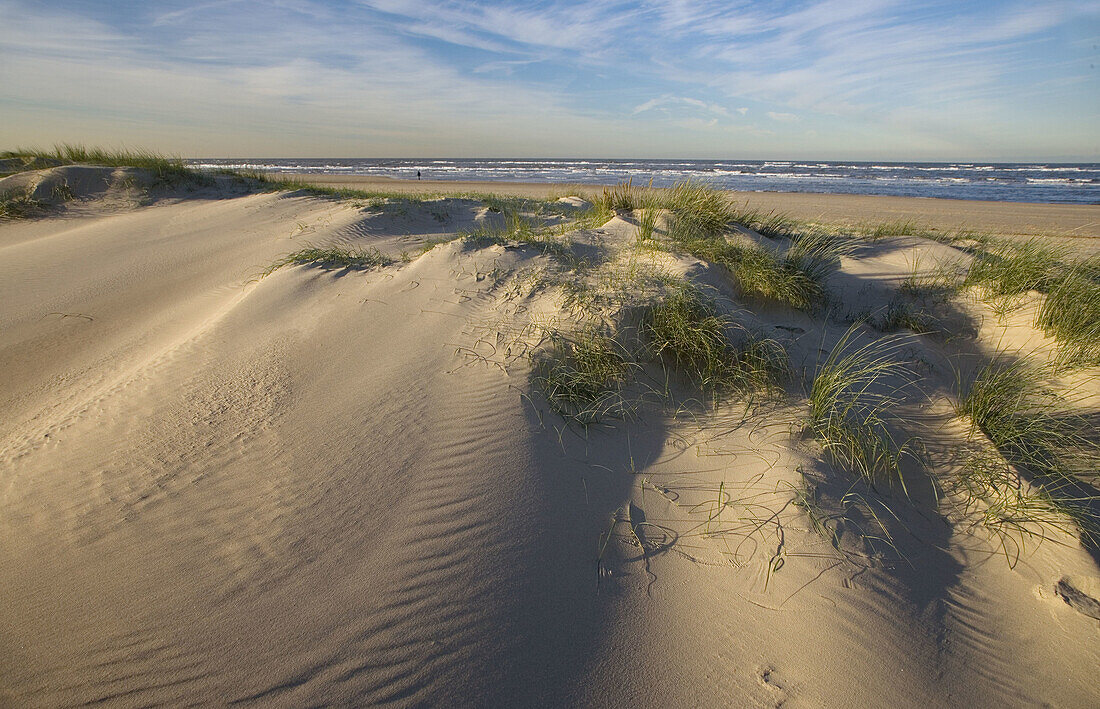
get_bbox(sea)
[188,158,1100,205]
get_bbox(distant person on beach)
[417,170,421,180]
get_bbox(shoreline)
[282,174,1100,239]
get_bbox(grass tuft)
[963,238,1067,301]
[580,179,732,236]
[877,295,933,334]
[463,212,578,264]
[263,245,392,276]
[808,326,912,486]
[576,199,615,230]
[655,189,846,312]
[675,234,841,312]
[636,207,659,242]
[784,230,851,284]
[861,219,920,240]
[956,357,1097,483]
[533,327,632,424]
[1,143,194,182]
[644,284,787,394]
[0,187,46,219]
[591,179,659,212]
[664,181,735,238]
[944,452,1098,564]
[1035,257,1100,365]
[730,207,800,240]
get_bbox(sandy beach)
[2,165,1098,707]
[289,174,1100,241]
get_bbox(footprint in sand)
[758,664,789,707]
[1055,575,1100,622]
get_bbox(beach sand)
[2,166,1098,706]
[290,174,1100,241]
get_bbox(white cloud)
[766,112,799,122]
[359,0,637,55]
[632,95,736,118]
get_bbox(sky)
[1,0,1098,160]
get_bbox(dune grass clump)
[737,335,791,392]
[861,219,921,240]
[476,193,583,221]
[644,284,787,394]
[645,287,736,391]
[577,179,734,238]
[533,327,632,424]
[956,356,1098,555]
[674,232,841,312]
[463,212,577,264]
[576,199,615,230]
[263,245,392,276]
[808,327,912,486]
[636,207,659,242]
[480,194,530,214]
[956,357,1097,483]
[726,244,825,310]
[729,207,801,240]
[944,452,1098,564]
[670,234,827,311]
[784,230,851,283]
[0,187,45,219]
[664,180,735,238]
[899,258,968,298]
[592,179,658,212]
[877,295,933,334]
[653,185,844,311]
[1036,258,1100,365]
[1,144,194,182]
[963,238,1067,301]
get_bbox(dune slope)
[1,171,1098,707]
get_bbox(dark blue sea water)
[188,158,1100,205]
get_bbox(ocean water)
[188,158,1100,205]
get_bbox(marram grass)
[664,180,735,238]
[668,228,841,311]
[943,451,1098,565]
[0,187,45,219]
[462,212,578,265]
[963,237,1067,301]
[1,144,193,181]
[533,279,788,423]
[532,327,632,424]
[1035,257,1100,365]
[808,326,913,487]
[956,357,1097,483]
[643,284,787,394]
[263,245,392,276]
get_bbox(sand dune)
[2,169,1098,706]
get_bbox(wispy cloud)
[0,0,1096,159]
[632,95,735,118]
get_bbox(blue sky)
[1,0,1098,159]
